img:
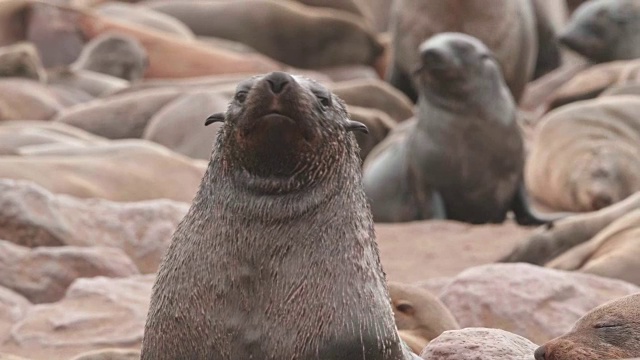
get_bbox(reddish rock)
[0,179,188,273]
[376,220,534,284]
[0,240,139,304]
[420,327,538,360]
[439,263,640,344]
[5,276,152,360]
[0,287,31,346]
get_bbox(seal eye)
[318,96,330,108]
[235,91,248,104]
[313,91,331,110]
[594,323,621,329]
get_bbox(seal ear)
[205,113,225,126]
[395,301,415,316]
[346,120,369,134]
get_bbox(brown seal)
[387,0,537,103]
[53,87,183,139]
[0,139,206,202]
[363,33,558,225]
[46,67,130,98]
[71,32,149,82]
[141,71,420,359]
[96,2,195,39]
[545,208,640,287]
[388,282,460,355]
[534,293,640,360]
[145,0,384,69]
[525,95,640,213]
[559,0,640,64]
[33,1,282,78]
[500,191,640,265]
[0,78,66,121]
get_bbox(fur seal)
[0,42,46,82]
[525,95,640,213]
[53,87,183,139]
[363,33,555,225]
[46,67,130,98]
[545,208,640,286]
[142,89,229,160]
[96,2,195,39]
[0,139,206,202]
[388,282,460,355]
[500,191,640,265]
[534,292,640,360]
[146,0,384,69]
[0,78,66,121]
[387,0,537,103]
[141,71,420,359]
[34,1,282,78]
[71,32,149,82]
[559,0,640,64]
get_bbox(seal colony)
[141,71,420,359]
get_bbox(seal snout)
[420,47,450,70]
[265,71,293,95]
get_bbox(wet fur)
[141,73,414,359]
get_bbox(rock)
[0,287,31,346]
[420,327,538,360]
[6,276,152,360]
[0,179,188,273]
[376,220,534,284]
[0,240,139,304]
[439,263,640,344]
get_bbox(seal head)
[534,293,640,360]
[558,0,640,63]
[215,71,367,194]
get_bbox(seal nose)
[534,345,547,360]
[265,71,293,94]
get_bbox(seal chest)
[140,72,413,359]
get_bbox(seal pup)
[534,292,640,360]
[388,282,460,354]
[141,71,421,359]
[363,33,558,225]
[559,0,640,64]
[71,32,149,82]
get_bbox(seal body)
[141,72,416,359]
[387,0,537,103]
[534,293,640,360]
[559,0,640,63]
[364,33,533,224]
[71,32,149,82]
[525,96,640,212]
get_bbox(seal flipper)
[511,182,573,227]
[205,112,225,126]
